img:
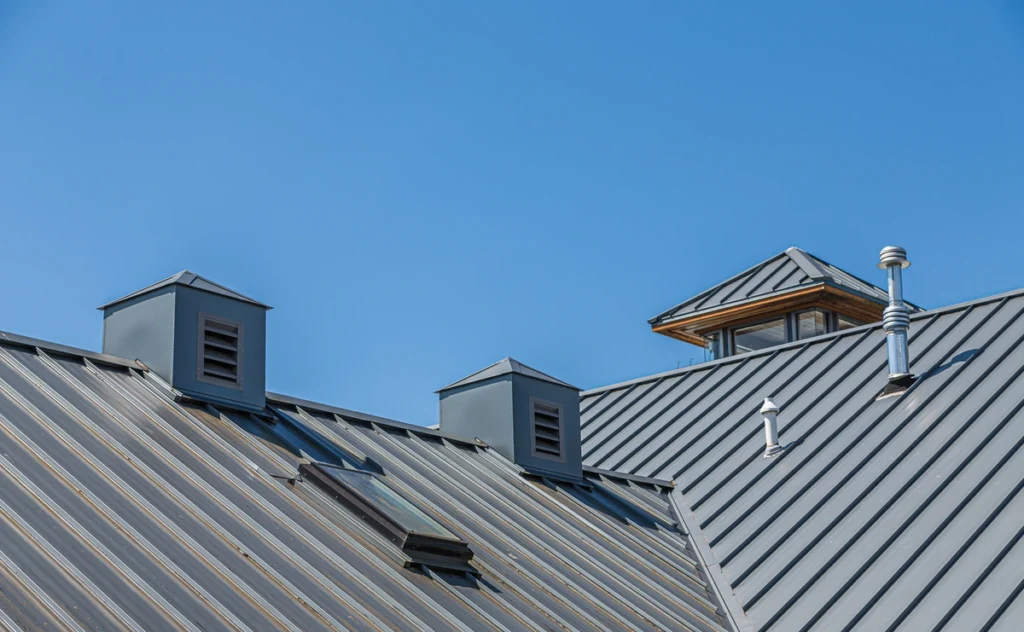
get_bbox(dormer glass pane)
[732,318,786,354]
[837,315,861,331]
[704,332,722,361]
[796,310,829,340]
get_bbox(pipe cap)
[878,246,911,270]
[760,397,780,414]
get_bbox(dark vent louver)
[531,399,563,459]
[198,314,242,388]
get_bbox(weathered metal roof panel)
[0,333,728,631]
[584,288,1024,630]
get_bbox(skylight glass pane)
[796,310,828,340]
[318,465,458,540]
[837,315,861,330]
[732,318,786,354]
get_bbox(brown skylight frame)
[299,462,475,573]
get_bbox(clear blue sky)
[1,2,1022,425]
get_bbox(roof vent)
[530,399,563,460]
[100,271,270,413]
[878,246,913,386]
[437,358,582,480]
[198,314,243,388]
[760,397,784,458]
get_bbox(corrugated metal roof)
[438,357,580,392]
[649,247,919,327]
[583,287,1024,630]
[0,333,727,631]
[98,270,272,310]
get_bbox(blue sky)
[1,2,1022,425]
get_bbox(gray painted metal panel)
[439,376,515,457]
[649,247,920,327]
[101,285,177,381]
[584,288,1024,630]
[0,333,729,631]
[173,285,267,412]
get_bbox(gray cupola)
[99,271,271,413]
[438,358,582,480]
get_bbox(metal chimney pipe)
[878,246,912,384]
[760,397,784,458]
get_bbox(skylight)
[299,462,475,572]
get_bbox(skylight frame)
[299,462,475,573]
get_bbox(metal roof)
[98,270,272,310]
[0,333,726,631]
[583,287,1024,630]
[438,357,580,392]
[649,247,919,327]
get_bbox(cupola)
[649,247,922,360]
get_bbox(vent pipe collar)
[878,246,912,384]
[760,397,784,459]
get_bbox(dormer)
[649,247,922,360]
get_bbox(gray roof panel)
[650,247,919,326]
[438,356,580,392]
[98,270,272,310]
[0,333,727,631]
[584,287,1024,630]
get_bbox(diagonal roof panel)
[585,287,1024,630]
[0,332,726,631]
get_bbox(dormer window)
[732,317,787,354]
[795,309,829,340]
[722,309,862,357]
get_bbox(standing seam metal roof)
[0,332,728,631]
[649,247,919,326]
[584,287,1024,631]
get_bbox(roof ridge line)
[265,392,488,448]
[785,246,831,280]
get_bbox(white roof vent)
[760,397,784,459]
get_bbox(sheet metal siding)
[583,291,1024,630]
[0,339,729,631]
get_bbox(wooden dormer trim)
[651,283,886,347]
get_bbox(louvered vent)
[197,314,243,388]
[530,399,563,460]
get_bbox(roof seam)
[668,487,748,632]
